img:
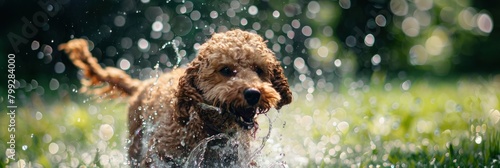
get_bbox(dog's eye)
[255,67,264,76]
[220,66,236,77]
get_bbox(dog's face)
[197,45,281,130]
[176,30,292,132]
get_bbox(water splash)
[153,61,161,85]
[184,133,231,167]
[160,40,183,68]
[249,114,273,162]
[189,103,279,167]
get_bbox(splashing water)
[184,133,232,167]
[189,103,279,167]
[153,61,161,85]
[248,114,273,162]
[160,40,183,68]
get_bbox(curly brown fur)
[60,29,292,167]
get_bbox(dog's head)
[176,29,292,133]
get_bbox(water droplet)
[346,36,357,47]
[43,45,53,55]
[375,14,387,27]
[31,41,40,50]
[390,0,409,16]
[138,38,150,51]
[248,5,258,15]
[409,45,428,65]
[118,58,131,70]
[120,37,133,49]
[415,0,433,11]
[54,62,65,74]
[489,109,500,124]
[307,1,320,13]
[334,59,342,67]
[42,134,52,143]
[190,10,201,21]
[152,21,163,32]
[371,54,381,66]
[99,124,114,141]
[401,80,411,91]
[49,142,59,154]
[339,0,351,9]
[364,34,375,47]
[49,78,59,90]
[36,111,43,120]
[301,26,312,36]
[402,17,420,37]
[475,135,482,144]
[477,13,493,34]
[272,10,280,18]
[171,15,193,36]
[337,121,349,134]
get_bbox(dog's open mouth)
[198,103,267,130]
[231,106,270,130]
[234,107,258,129]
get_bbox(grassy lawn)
[266,76,500,167]
[1,76,500,167]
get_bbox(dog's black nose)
[244,88,261,106]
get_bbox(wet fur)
[59,29,292,167]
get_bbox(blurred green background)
[1,0,499,167]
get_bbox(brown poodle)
[59,29,292,167]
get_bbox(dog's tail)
[59,39,140,98]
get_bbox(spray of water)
[188,103,280,167]
[152,61,161,85]
[160,39,183,69]
[184,133,231,167]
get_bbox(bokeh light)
[477,13,493,34]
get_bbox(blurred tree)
[1,0,498,95]
[332,0,499,78]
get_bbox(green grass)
[259,76,500,167]
[0,95,129,167]
[1,76,500,167]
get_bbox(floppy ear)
[176,60,203,125]
[271,61,292,109]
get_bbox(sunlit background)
[1,0,499,167]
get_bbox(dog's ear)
[176,60,203,125]
[271,61,292,109]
